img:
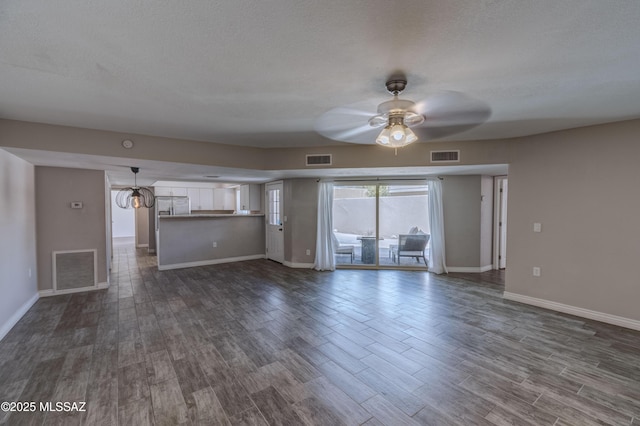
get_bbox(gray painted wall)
[0,149,37,338]
[158,216,265,266]
[480,175,494,267]
[441,175,494,269]
[35,167,108,290]
[505,120,640,321]
[283,179,318,265]
[443,176,482,268]
[136,206,149,247]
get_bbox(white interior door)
[266,181,284,263]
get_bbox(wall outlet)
[28,268,32,278]
[306,249,311,256]
[533,266,541,277]
[533,222,542,233]
[212,242,217,248]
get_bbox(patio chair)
[390,234,430,266]
[388,226,421,259]
[332,233,354,263]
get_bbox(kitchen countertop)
[158,213,264,219]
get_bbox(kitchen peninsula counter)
[157,214,265,270]
[159,213,264,218]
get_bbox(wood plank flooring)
[1,243,640,425]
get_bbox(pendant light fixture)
[115,167,155,209]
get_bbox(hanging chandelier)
[115,167,155,209]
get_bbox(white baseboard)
[448,265,494,273]
[0,293,39,341]
[283,261,314,269]
[503,292,640,331]
[136,244,149,248]
[158,254,266,271]
[39,281,109,297]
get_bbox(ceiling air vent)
[306,154,332,166]
[431,150,460,163]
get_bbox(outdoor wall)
[283,179,318,266]
[35,167,108,290]
[505,119,640,324]
[0,149,38,340]
[333,196,429,238]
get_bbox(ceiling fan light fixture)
[369,92,424,149]
[375,113,418,148]
[376,126,392,145]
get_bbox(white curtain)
[314,181,335,271]
[428,179,448,274]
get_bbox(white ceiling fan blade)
[410,91,492,139]
[328,124,381,143]
[414,91,491,122]
[315,101,384,143]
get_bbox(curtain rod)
[316,177,443,182]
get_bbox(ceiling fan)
[315,71,491,149]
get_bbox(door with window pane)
[266,181,284,263]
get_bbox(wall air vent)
[52,249,97,291]
[306,154,332,166]
[430,150,460,163]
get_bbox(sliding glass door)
[379,184,429,267]
[333,185,377,266]
[332,182,429,269]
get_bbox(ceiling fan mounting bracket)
[385,78,407,95]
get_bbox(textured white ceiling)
[1,0,640,149]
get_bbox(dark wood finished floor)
[2,242,640,425]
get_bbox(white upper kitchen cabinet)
[239,184,261,211]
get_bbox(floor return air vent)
[52,249,98,291]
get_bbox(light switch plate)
[533,222,542,232]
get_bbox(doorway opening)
[111,190,136,246]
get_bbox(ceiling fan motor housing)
[370,98,425,128]
[385,78,407,95]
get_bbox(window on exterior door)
[268,189,281,225]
